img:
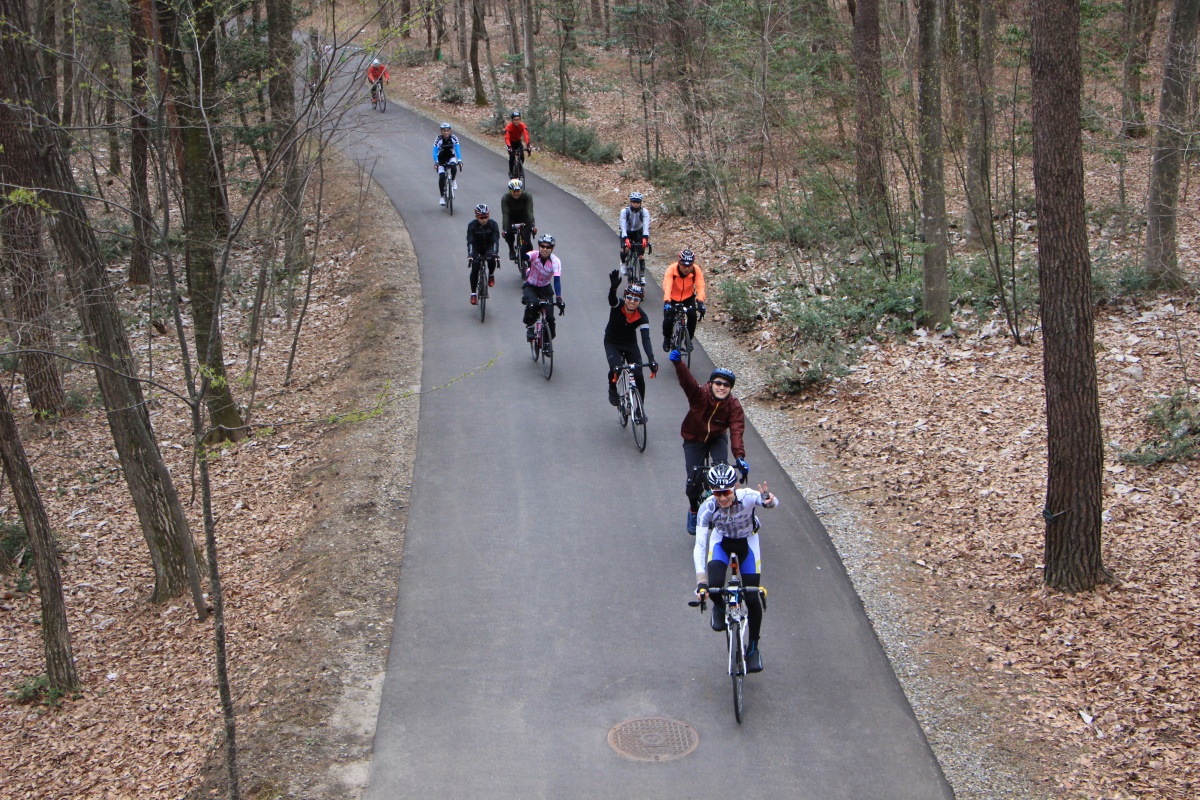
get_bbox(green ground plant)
[1120,389,1200,465]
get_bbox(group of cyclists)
[427,104,778,674]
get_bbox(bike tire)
[630,389,647,452]
[617,381,629,428]
[629,255,643,285]
[476,263,487,323]
[541,329,553,380]
[530,326,540,362]
[678,324,692,368]
[378,88,387,112]
[731,619,745,724]
[447,184,454,216]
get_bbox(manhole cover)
[607,716,699,762]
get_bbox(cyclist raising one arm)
[432,123,463,205]
[694,463,778,674]
[504,110,531,177]
[618,192,651,276]
[603,270,658,408]
[668,351,748,534]
[522,234,564,341]
[501,178,535,263]
[466,203,500,305]
[662,249,705,353]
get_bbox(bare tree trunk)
[435,1,447,59]
[506,0,524,89]
[1144,0,1200,287]
[918,0,949,326]
[471,0,488,103]
[960,0,995,250]
[0,0,207,611]
[853,0,888,214]
[458,0,471,84]
[401,0,412,36]
[128,0,153,285]
[0,200,67,417]
[1031,0,1108,592]
[523,0,539,111]
[1121,0,1161,138]
[0,383,79,693]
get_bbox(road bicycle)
[667,301,695,368]
[438,159,458,215]
[689,553,766,724]
[613,360,647,452]
[370,78,387,112]
[528,299,560,380]
[471,254,496,323]
[509,222,534,280]
[508,144,527,182]
[623,241,647,285]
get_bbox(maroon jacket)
[675,361,746,458]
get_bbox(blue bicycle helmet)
[709,367,736,387]
[707,463,739,491]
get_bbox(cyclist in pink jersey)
[522,234,565,340]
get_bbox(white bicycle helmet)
[707,463,739,491]
[508,178,524,191]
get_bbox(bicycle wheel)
[476,262,487,323]
[617,379,629,427]
[629,255,643,285]
[446,182,454,216]
[378,87,387,112]
[541,327,554,380]
[630,388,647,452]
[530,325,541,362]
[730,619,745,724]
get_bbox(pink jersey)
[524,252,561,288]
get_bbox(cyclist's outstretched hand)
[669,349,681,363]
[609,269,621,288]
[758,482,774,504]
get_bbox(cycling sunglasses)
[712,380,732,388]
[712,488,734,496]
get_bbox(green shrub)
[6,674,65,707]
[768,341,852,393]
[720,278,759,331]
[1119,390,1200,465]
[536,118,620,164]
[0,519,31,573]
[437,75,466,105]
[641,156,728,217]
[1091,245,1153,304]
[742,172,856,249]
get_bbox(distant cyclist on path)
[618,192,651,278]
[504,110,532,178]
[662,249,705,353]
[433,123,463,205]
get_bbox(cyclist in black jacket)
[604,269,658,409]
[501,179,535,262]
[466,203,501,305]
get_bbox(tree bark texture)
[471,0,488,103]
[506,0,524,89]
[959,0,995,250]
[0,382,79,692]
[1030,0,1107,592]
[1121,0,1161,138]
[128,0,154,285]
[523,0,539,111]
[458,0,471,84]
[0,0,205,606]
[853,0,888,213]
[1143,0,1200,287]
[918,0,949,326]
[0,200,67,417]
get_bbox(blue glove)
[664,302,671,313]
[698,301,706,317]
[668,349,681,363]
[736,458,749,481]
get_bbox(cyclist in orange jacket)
[504,110,531,178]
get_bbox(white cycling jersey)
[619,206,651,239]
[693,488,778,575]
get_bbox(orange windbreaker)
[662,262,706,304]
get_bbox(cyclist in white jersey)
[694,462,778,673]
[618,192,651,274]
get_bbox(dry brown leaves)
[0,205,364,798]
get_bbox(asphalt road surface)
[344,95,953,799]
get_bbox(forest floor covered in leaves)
[2,35,1198,800]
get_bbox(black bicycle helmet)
[474,203,490,216]
[679,249,696,266]
[709,367,736,387]
[511,110,521,118]
[538,234,556,247]
[707,463,739,491]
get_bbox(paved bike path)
[346,102,952,799]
